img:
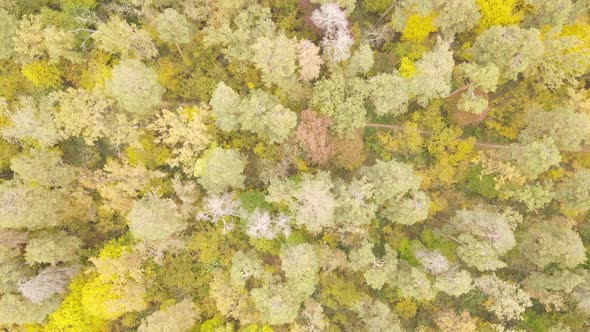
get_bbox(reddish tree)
[295,109,335,166]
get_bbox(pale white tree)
[311,4,353,62]
[17,266,78,303]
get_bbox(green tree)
[156,8,196,54]
[210,81,242,132]
[0,293,61,325]
[360,159,422,205]
[353,297,403,332]
[0,9,17,59]
[470,25,544,82]
[137,299,199,332]
[10,148,74,188]
[432,0,480,38]
[475,274,532,321]
[409,38,454,106]
[195,147,247,194]
[93,17,158,60]
[127,196,187,241]
[230,250,264,288]
[25,231,81,265]
[502,137,561,179]
[50,88,113,145]
[266,171,336,235]
[0,181,62,230]
[348,241,398,290]
[238,89,297,143]
[517,221,586,270]
[529,28,590,89]
[147,107,211,174]
[367,73,410,117]
[345,43,374,77]
[518,108,590,152]
[251,33,298,90]
[557,171,590,215]
[105,59,164,116]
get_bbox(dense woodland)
[0,0,590,331]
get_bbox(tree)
[280,243,319,292]
[394,263,436,300]
[518,108,590,152]
[359,159,422,205]
[470,25,544,82]
[454,63,500,114]
[432,0,480,38]
[266,171,336,234]
[367,73,410,117]
[456,234,508,271]
[529,28,590,89]
[409,38,454,106]
[311,72,369,137]
[311,4,354,63]
[156,8,196,55]
[517,221,586,270]
[557,171,590,215]
[230,250,264,287]
[353,297,403,332]
[434,310,477,332]
[345,43,374,77]
[25,231,82,265]
[434,267,474,297]
[250,279,304,325]
[401,13,436,43]
[1,96,60,146]
[105,59,164,116]
[196,192,242,232]
[296,40,323,82]
[251,244,319,325]
[50,88,113,145]
[209,81,242,132]
[202,4,276,64]
[333,177,377,233]
[93,17,158,60]
[251,33,298,90]
[475,274,532,321]
[238,89,297,143]
[0,293,61,325]
[17,266,78,303]
[295,109,336,166]
[210,83,296,142]
[348,241,398,290]
[0,9,17,59]
[195,147,247,194]
[137,299,199,332]
[380,191,430,225]
[21,60,62,90]
[127,196,187,241]
[451,209,516,255]
[0,181,62,230]
[10,148,74,188]
[523,0,574,28]
[502,137,561,179]
[147,107,211,174]
[244,209,291,240]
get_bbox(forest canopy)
[0,0,589,331]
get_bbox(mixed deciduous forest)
[0,0,589,331]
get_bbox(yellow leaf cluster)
[401,13,437,43]
[475,0,522,32]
